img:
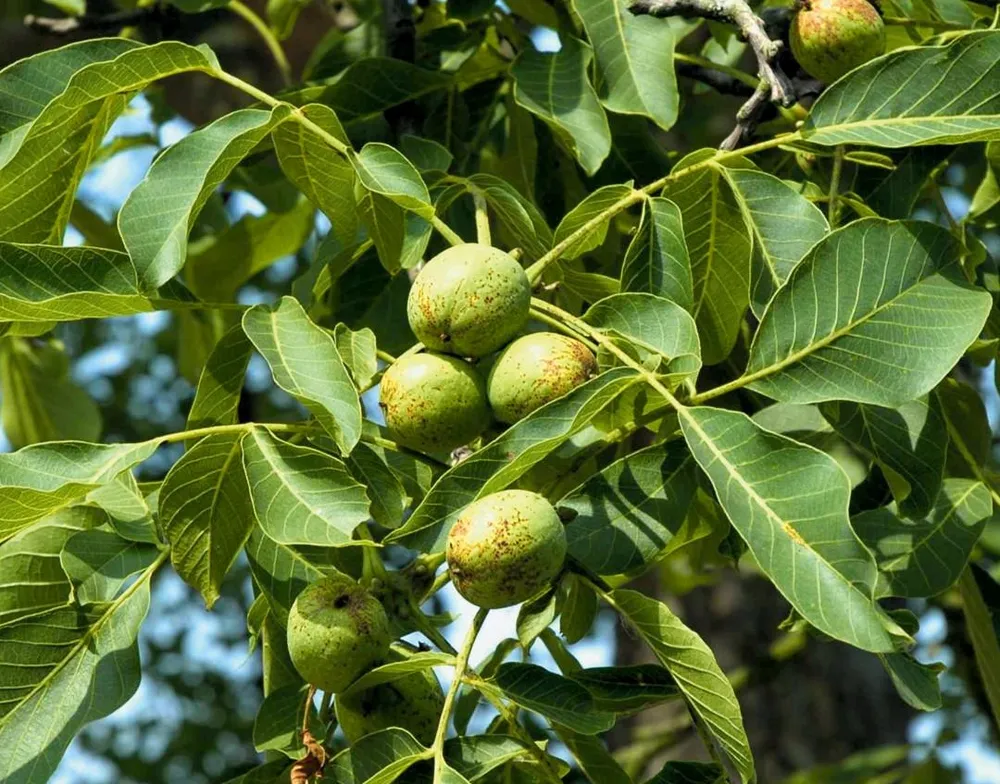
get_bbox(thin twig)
[629,0,796,149]
[228,0,292,86]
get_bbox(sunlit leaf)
[747,219,991,407]
[121,106,290,289]
[512,37,611,176]
[803,31,1000,147]
[608,589,755,784]
[493,663,616,734]
[159,433,253,607]
[572,0,677,130]
[386,368,638,552]
[60,528,159,604]
[562,442,704,575]
[242,427,370,546]
[680,405,899,652]
[853,478,992,598]
[243,296,362,455]
[620,197,693,312]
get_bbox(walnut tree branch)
[629,0,797,149]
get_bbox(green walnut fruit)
[380,352,491,454]
[487,332,597,424]
[791,0,885,84]
[446,490,567,609]
[407,243,531,357]
[335,650,445,745]
[287,574,391,694]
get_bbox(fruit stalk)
[432,608,488,781]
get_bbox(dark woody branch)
[629,0,798,150]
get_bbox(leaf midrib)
[746,249,947,388]
[0,550,163,735]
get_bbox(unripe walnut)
[791,0,885,84]
[407,243,531,358]
[379,352,491,454]
[446,490,567,609]
[286,574,391,694]
[487,332,597,424]
[335,649,444,745]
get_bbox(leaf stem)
[528,306,599,352]
[433,216,465,247]
[828,145,845,227]
[228,1,292,86]
[473,189,491,246]
[524,132,799,284]
[433,608,487,780]
[376,349,397,365]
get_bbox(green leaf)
[323,727,430,783]
[60,528,159,605]
[661,153,751,364]
[746,219,991,407]
[568,664,679,713]
[555,727,631,784]
[0,440,157,540]
[880,649,943,712]
[0,39,139,136]
[221,760,290,784]
[466,174,552,261]
[0,41,221,245]
[245,526,323,621]
[0,566,154,784]
[340,652,455,696]
[186,196,315,301]
[400,135,453,173]
[267,0,310,38]
[721,168,828,318]
[552,184,634,261]
[572,0,677,130]
[352,142,434,217]
[936,378,991,479]
[679,405,897,652]
[820,396,947,518]
[643,761,727,784]
[0,243,177,323]
[607,589,755,784]
[560,575,597,643]
[254,685,317,757]
[121,106,290,289]
[958,566,1000,731]
[853,478,992,598]
[346,442,407,530]
[87,474,158,545]
[272,103,359,245]
[492,662,616,734]
[0,336,100,448]
[803,31,1000,147]
[243,296,362,454]
[186,324,253,430]
[583,292,701,376]
[620,197,693,312]
[386,368,638,552]
[439,736,531,781]
[562,442,703,575]
[516,589,558,649]
[512,37,611,176]
[0,506,103,628]
[241,427,370,546]
[359,193,432,274]
[286,59,451,126]
[159,433,253,607]
[334,323,379,391]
